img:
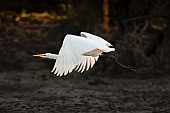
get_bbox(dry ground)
[0,68,169,113]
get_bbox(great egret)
[33,32,136,76]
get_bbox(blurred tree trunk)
[102,0,110,32]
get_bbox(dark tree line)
[0,0,169,75]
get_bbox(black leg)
[109,55,137,72]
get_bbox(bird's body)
[33,32,135,76]
[33,32,115,76]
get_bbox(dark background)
[0,0,170,113]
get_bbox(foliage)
[0,0,169,76]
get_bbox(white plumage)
[33,32,115,76]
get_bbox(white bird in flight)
[33,32,136,76]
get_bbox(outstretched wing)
[80,32,113,47]
[51,34,101,76]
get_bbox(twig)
[123,15,151,23]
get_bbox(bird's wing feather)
[80,32,113,47]
[75,56,99,73]
[51,34,100,76]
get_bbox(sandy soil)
[0,68,169,113]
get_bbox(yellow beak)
[33,54,45,57]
